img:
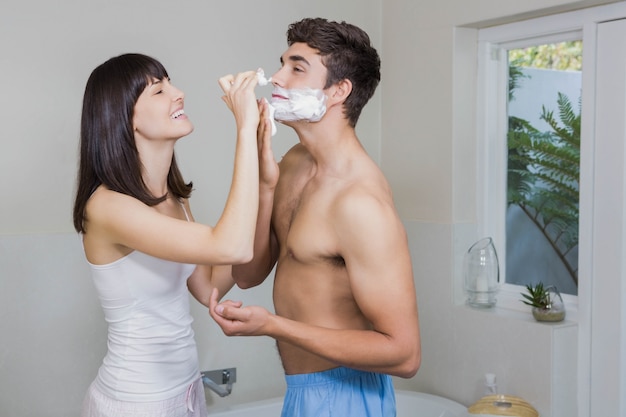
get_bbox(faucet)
[201,368,236,397]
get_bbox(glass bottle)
[464,237,500,308]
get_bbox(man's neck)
[294,120,363,175]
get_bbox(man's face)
[268,42,330,123]
[270,42,327,91]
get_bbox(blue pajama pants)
[281,367,396,417]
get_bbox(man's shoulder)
[282,143,308,160]
[345,158,392,198]
[333,175,396,223]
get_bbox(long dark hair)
[73,53,192,233]
[286,18,381,127]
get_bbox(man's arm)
[231,184,278,288]
[188,264,240,308]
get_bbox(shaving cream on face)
[256,68,272,86]
[256,69,277,135]
[255,68,328,134]
[269,86,327,122]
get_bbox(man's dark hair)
[287,17,381,127]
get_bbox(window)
[506,41,581,297]
[475,25,583,312]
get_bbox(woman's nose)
[172,87,184,101]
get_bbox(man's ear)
[328,78,352,105]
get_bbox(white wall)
[0,0,381,233]
[1,0,622,416]
[0,2,381,416]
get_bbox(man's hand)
[257,98,279,190]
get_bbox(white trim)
[576,19,598,417]
[588,17,626,415]
[477,2,626,42]
[495,282,579,320]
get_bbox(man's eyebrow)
[280,54,311,66]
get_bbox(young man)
[209,17,421,417]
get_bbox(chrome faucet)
[201,368,236,397]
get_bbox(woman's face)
[132,77,194,143]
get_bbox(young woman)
[73,53,268,417]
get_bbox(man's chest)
[273,179,341,264]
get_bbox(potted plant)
[521,282,566,322]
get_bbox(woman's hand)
[218,71,260,134]
[208,288,270,337]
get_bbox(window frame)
[475,22,583,318]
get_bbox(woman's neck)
[137,140,176,197]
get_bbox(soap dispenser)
[468,374,538,417]
[484,373,497,396]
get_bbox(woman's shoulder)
[88,185,131,205]
[86,186,144,222]
[83,186,138,262]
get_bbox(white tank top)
[87,204,199,401]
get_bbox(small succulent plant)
[521,282,566,322]
[521,282,553,309]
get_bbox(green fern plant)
[507,91,580,286]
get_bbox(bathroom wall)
[381,1,624,416]
[0,2,380,416]
[1,0,622,416]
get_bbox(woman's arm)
[232,98,280,288]
[84,71,261,266]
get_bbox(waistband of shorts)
[284,367,374,387]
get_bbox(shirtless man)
[209,17,421,417]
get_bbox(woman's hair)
[73,53,192,233]
[286,18,381,127]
